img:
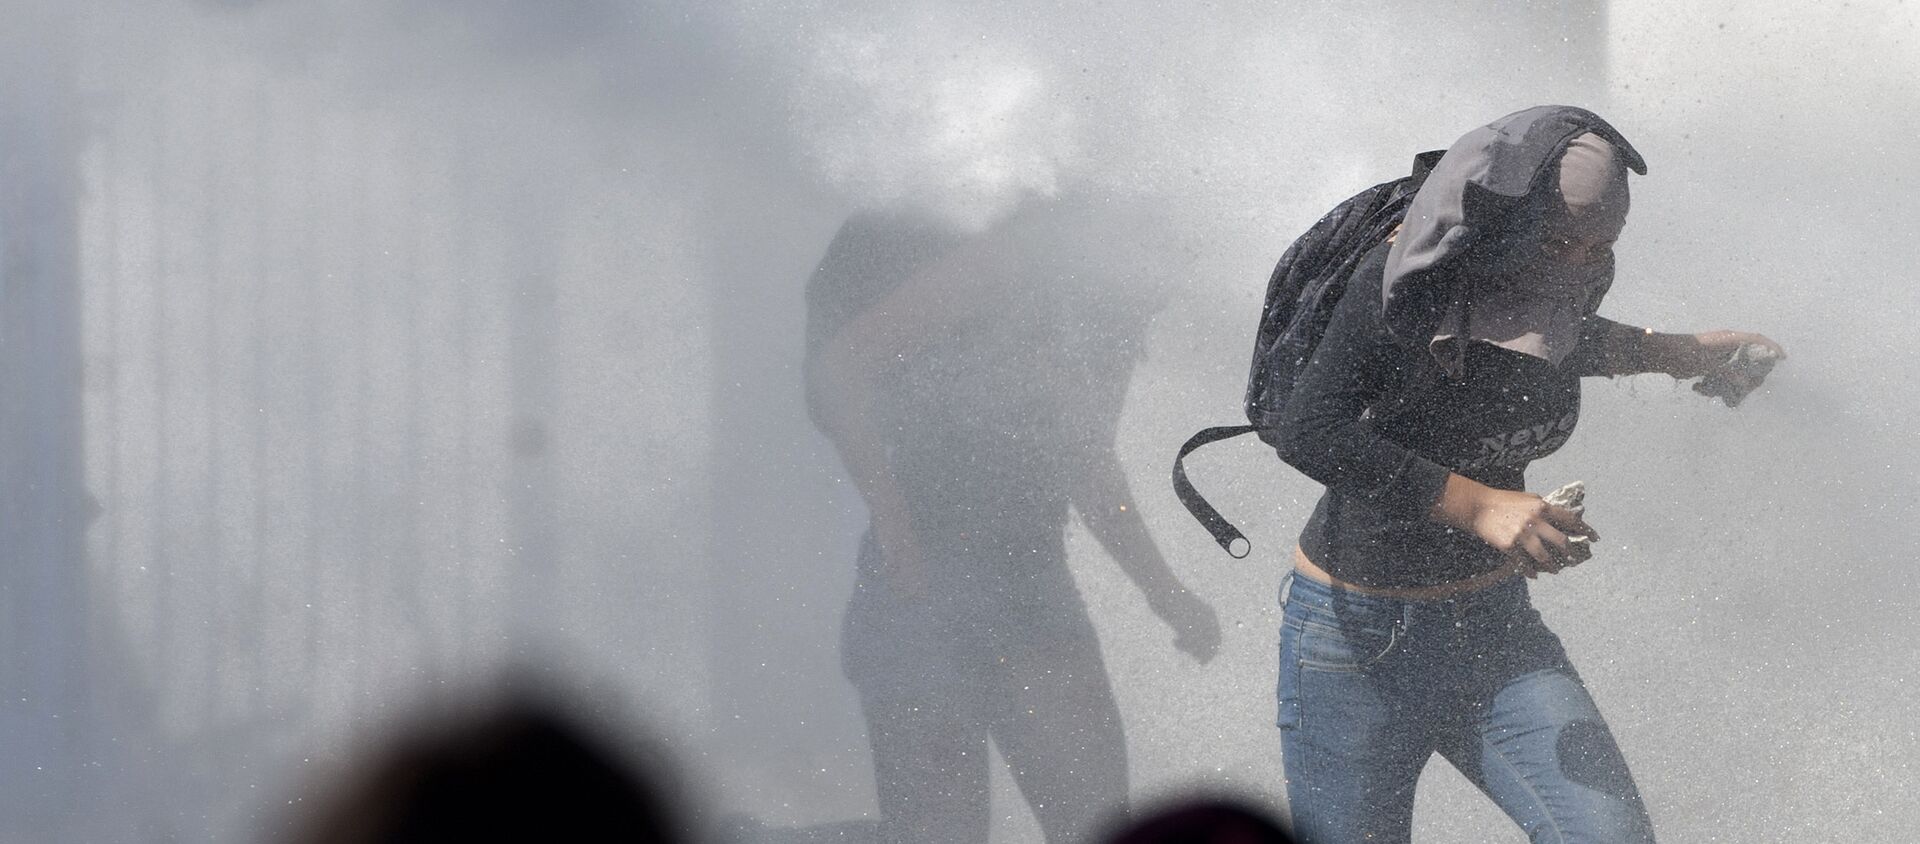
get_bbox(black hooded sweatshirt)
[1269,107,1649,589]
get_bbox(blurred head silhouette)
[288,683,683,843]
[1105,798,1295,844]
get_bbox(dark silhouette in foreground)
[286,688,684,843]
[1106,799,1295,844]
[731,796,1295,843]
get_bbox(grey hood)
[1381,105,1648,361]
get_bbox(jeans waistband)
[1281,569,1530,625]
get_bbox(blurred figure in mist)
[805,191,1220,843]
[286,686,684,843]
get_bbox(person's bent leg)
[1278,581,1431,844]
[861,688,993,844]
[1455,665,1655,844]
[990,605,1129,842]
[843,532,995,844]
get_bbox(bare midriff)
[1293,545,1518,600]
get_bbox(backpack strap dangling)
[1172,425,1259,558]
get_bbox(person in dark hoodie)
[1267,106,1783,843]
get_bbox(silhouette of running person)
[805,191,1219,844]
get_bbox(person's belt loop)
[1279,570,1295,606]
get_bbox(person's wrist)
[1431,473,1487,530]
[1648,331,1710,378]
[1688,332,1732,377]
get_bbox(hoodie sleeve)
[1560,314,1652,377]
[1261,252,1452,518]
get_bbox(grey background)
[1,0,1914,840]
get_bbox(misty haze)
[1,0,1915,841]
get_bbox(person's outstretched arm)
[1563,316,1784,386]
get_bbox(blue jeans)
[1278,572,1655,844]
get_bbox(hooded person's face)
[1539,206,1624,268]
[1382,110,1646,375]
[1485,133,1629,288]
[1538,131,1630,282]
[1441,132,1631,368]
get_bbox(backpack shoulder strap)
[1174,150,1447,559]
[1171,425,1259,557]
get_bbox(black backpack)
[1172,151,1443,558]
